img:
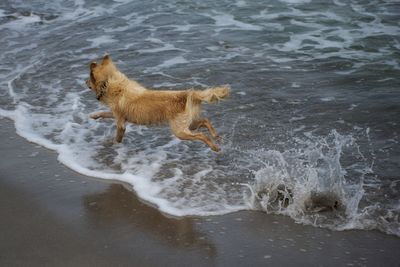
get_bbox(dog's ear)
[90,62,97,71]
[102,54,112,65]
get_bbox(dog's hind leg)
[190,118,219,140]
[90,111,114,120]
[173,128,220,152]
[170,114,220,152]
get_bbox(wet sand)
[0,118,399,267]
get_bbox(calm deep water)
[0,0,399,236]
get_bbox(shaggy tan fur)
[86,55,230,151]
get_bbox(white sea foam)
[333,0,346,7]
[279,0,312,4]
[207,12,263,31]
[291,82,300,88]
[87,36,117,47]
[138,38,186,54]
[2,98,384,228]
[289,116,305,122]
[235,0,247,7]
[171,24,193,32]
[152,82,181,88]
[145,55,189,72]
[0,12,42,31]
[103,25,131,33]
[0,9,6,18]
[321,97,335,102]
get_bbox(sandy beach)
[0,117,399,267]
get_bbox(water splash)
[244,130,377,231]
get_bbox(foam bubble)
[235,0,247,7]
[138,38,187,54]
[209,13,263,31]
[146,56,189,72]
[87,36,117,47]
[279,0,312,4]
[321,97,335,102]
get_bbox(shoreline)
[1,117,399,266]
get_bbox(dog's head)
[86,55,117,99]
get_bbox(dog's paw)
[90,114,101,120]
[114,136,124,144]
[210,144,221,152]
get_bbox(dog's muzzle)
[85,79,91,89]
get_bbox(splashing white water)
[244,130,377,231]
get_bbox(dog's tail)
[192,85,231,103]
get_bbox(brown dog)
[86,55,230,151]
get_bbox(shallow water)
[0,0,399,236]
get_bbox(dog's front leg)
[90,111,114,120]
[115,117,126,143]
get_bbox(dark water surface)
[0,0,399,236]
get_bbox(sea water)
[0,0,399,236]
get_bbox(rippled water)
[0,0,399,236]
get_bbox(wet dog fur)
[86,55,230,151]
